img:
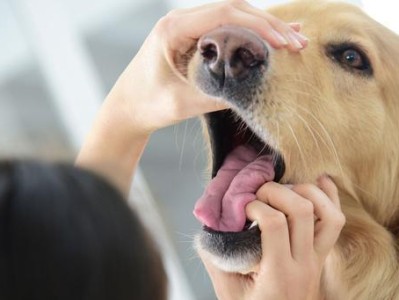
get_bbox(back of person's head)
[0,161,166,300]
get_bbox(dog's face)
[188,0,399,273]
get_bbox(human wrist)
[105,80,156,138]
[76,87,152,196]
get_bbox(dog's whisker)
[237,120,249,136]
[293,104,345,179]
[258,140,269,157]
[279,76,325,100]
[269,121,281,167]
[352,182,378,202]
[276,122,281,165]
[286,103,330,166]
[192,121,209,179]
[287,123,308,175]
[177,120,189,171]
[175,231,197,242]
[289,103,332,151]
[284,105,327,171]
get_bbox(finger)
[168,83,229,120]
[165,1,224,16]
[289,22,301,32]
[317,175,340,209]
[291,182,336,223]
[231,1,308,50]
[161,4,292,50]
[143,82,229,130]
[291,181,345,257]
[255,182,314,260]
[168,0,286,37]
[270,20,308,51]
[246,200,291,261]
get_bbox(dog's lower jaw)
[194,234,261,274]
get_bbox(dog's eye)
[327,44,372,75]
[341,49,364,69]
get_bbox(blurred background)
[0,0,393,299]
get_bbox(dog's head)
[187,0,399,273]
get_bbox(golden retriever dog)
[186,0,399,299]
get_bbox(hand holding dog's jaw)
[199,177,344,300]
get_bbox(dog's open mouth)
[193,109,285,267]
[205,109,285,183]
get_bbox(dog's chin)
[195,229,261,274]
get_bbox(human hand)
[77,0,308,194]
[110,0,308,135]
[201,176,345,300]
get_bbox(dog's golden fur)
[191,1,399,299]
[267,2,399,298]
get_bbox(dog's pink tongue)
[194,145,275,232]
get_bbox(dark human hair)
[0,161,167,300]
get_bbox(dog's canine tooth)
[249,220,258,230]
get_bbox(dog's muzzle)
[195,25,268,109]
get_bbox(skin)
[76,1,345,299]
[203,178,344,300]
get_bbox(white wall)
[167,0,362,9]
[363,0,399,33]
[0,0,32,82]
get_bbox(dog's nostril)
[200,42,218,63]
[234,48,262,69]
[197,26,267,83]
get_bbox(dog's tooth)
[249,220,258,229]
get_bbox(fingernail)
[318,174,332,183]
[289,22,302,31]
[293,31,309,42]
[288,32,304,49]
[272,29,288,46]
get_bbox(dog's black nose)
[198,26,268,81]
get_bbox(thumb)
[169,82,229,122]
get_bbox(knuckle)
[265,181,277,187]
[227,0,246,6]
[156,14,176,33]
[265,211,287,230]
[218,2,236,17]
[272,16,288,29]
[256,181,274,197]
[326,210,346,229]
[294,200,314,218]
[165,8,182,17]
[155,16,169,34]
[263,180,278,190]
[334,211,346,228]
[295,183,318,194]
